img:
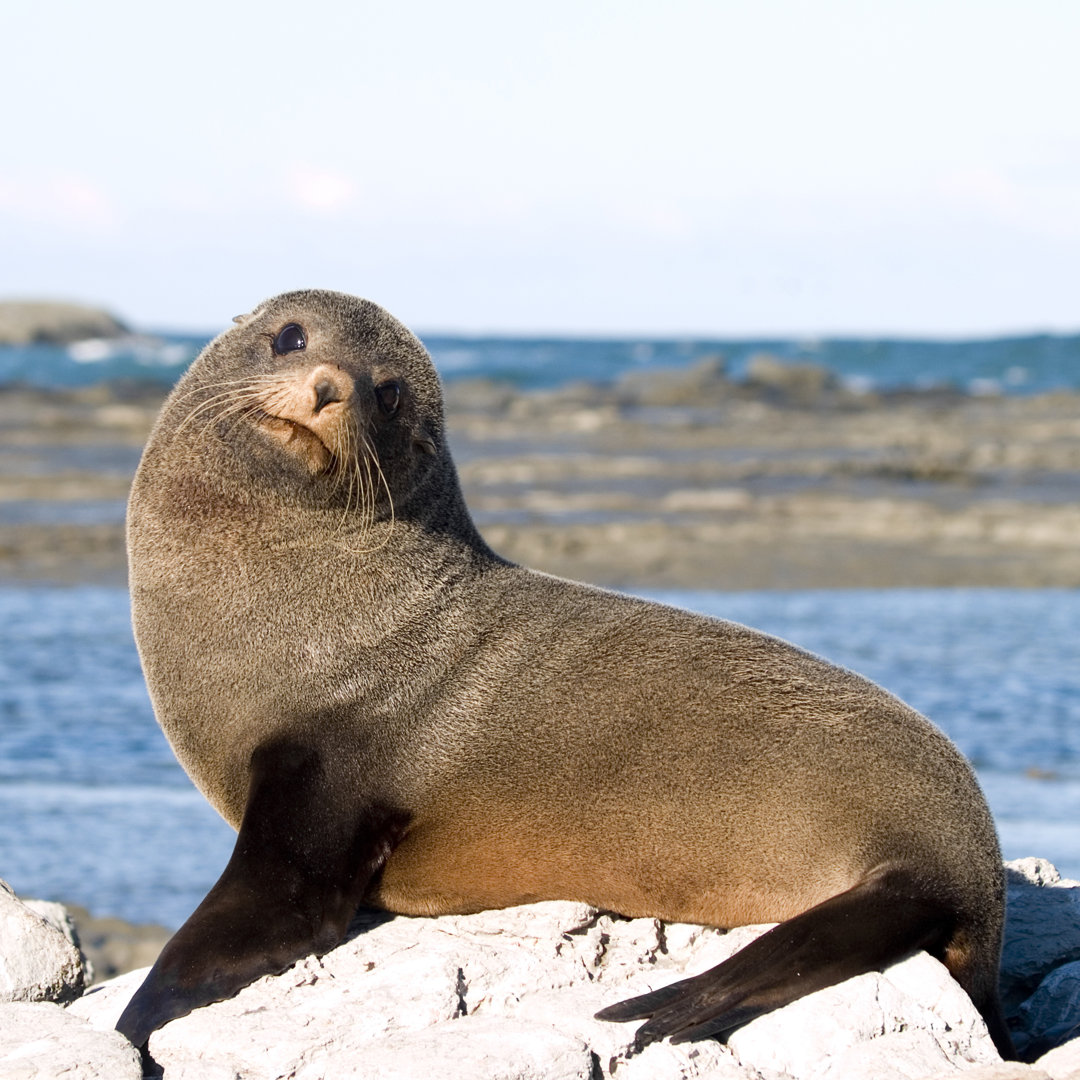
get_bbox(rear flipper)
[596,866,1012,1056]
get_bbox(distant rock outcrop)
[0,301,129,345]
[743,352,839,406]
[615,354,732,407]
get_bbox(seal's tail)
[594,865,1015,1060]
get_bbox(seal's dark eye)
[375,380,401,416]
[272,323,306,355]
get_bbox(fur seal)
[116,289,1014,1059]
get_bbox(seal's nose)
[312,379,343,414]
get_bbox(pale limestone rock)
[66,968,148,1031]
[55,859,1080,1080]
[0,880,85,1004]
[1034,1033,1080,1080]
[292,1017,593,1080]
[20,901,78,949]
[0,1001,141,1080]
[726,951,998,1080]
[611,1040,756,1080]
[920,1065,1053,1080]
[22,899,93,985]
[1006,859,1078,889]
[66,900,1014,1080]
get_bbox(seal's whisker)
[192,393,269,441]
[174,383,275,437]
[174,389,248,433]
[350,429,367,533]
[362,431,379,530]
[173,376,285,419]
[357,436,375,544]
[355,425,394,554]
[335,419,360,532]
[337,428,378,551]
[176,374,283,402]
[217,397,270,440]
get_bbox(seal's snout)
[252,364,358,474]
[304,365,354,417]
[313,379,343,414]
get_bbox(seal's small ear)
[413,436,437,456]
[233,303,266,326]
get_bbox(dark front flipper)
[116,736,409,1048]
[596,866,954,1046]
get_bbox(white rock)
[1035,1032,1080,1080]
[920,1065,1053,1080]
[1006,859,1080,890]
[63,900,1010,1080]
[609,1040,757,1080]
[0,880,85,1004]
[53,863,1080,1080]
[66,968,149,1031]
[291,1017,592,1080]
[726,951,998,1080]
[20,901,77,949]
[21,899,95,987]
[0,1001,141,1080]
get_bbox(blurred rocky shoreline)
[1,354,1078,588]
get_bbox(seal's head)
[158,290,444,528]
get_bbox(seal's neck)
[248,451,507,585]
[396,455,496,553]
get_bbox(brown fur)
[124,289,1012,1054]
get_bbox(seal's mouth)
[252,408,335,474]
[241,364,356,477]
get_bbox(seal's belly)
[368,813,858,929]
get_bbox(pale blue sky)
[3,0,1079,335]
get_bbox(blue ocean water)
[0,586,1076,929]
[2,329,1080,395]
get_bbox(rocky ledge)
[2,858,1079,1080]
